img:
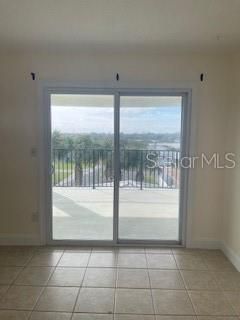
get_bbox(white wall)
[222,53,240,269]
[0,51,231,246]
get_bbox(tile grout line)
[69,247,92,320]
[13,249,59,287]
[172,252,197,317]
[145,248,157,319]
[113,250,119,319]
[222,289,239,317]
[26,249,65,320]
[0,247,239,318]
[0,249,37,317]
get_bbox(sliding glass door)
[48,90,187,244]
[50,94,114,240]
[119,96,182,241]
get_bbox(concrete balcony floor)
[52,187,179,241]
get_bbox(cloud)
[51,105,181,134]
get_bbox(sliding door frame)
[42,86,191,247]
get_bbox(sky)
[51,105,182,134]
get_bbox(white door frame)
[38,85,192,247]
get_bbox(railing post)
[53,149,55,186]
[52,148,179,190]
[127,150,129,185]
[92,149,95,189]
[140,150,143,190]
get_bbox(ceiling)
[0,0,240,53]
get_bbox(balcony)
[52,148,180,189]
[52,148,180,240]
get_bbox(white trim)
[221,242,240,272]
[38,81,197,246]
[37,82,48,245]
[0,234,40,246]
[184,85,200,248]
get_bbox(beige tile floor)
[0,246,239,319]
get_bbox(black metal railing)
[52,148,180,189]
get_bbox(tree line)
[52,130,180,150]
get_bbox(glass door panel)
[119,95,182,241]
[50,94,114,240]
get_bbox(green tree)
[52,130,63,148]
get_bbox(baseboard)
[0,233,40,246]
[221,242,240,272]
[0,234,239,272]
[186,238,221,250]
